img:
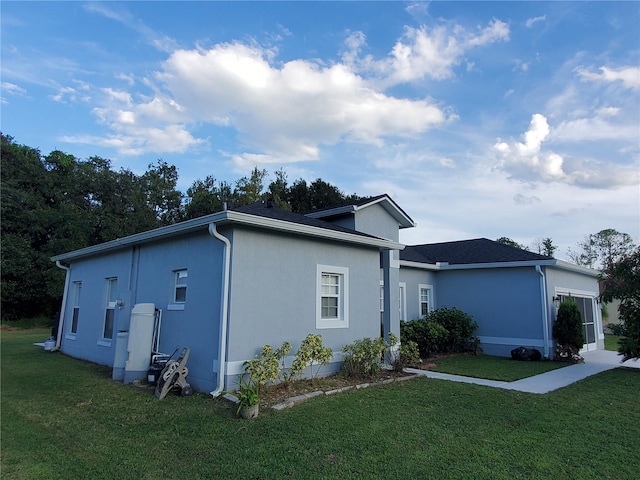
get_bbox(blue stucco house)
[51,194,602,393]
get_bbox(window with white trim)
[419,284,434,317]
[103,278,118,339]
[399,283,406,321]
[173,269,188,303]
[71,282,81,334]
[316,265,349,329]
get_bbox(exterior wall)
[60,250,133,367]
[59,230,225,392]
[134,232,224,392]
[223,226,381,386]
[545,266,604,350]
[407,266,547,357]
[353,203,400,242]
[399,267,438,320]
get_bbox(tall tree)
[568,229,635,269]
[531,237,556,257]
[234,167,268,206]
[267,168,291,210]
[599,247,640,361]
[308,179,345,211]
[140,160,183,225]
[496,237,527,250]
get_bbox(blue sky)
[2,1,639,258]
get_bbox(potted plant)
[234,375,259,419]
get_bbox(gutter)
[54,261,71,351]
[536,265,550,359]
[208,222,231,397]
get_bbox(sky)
[2,1,639,259]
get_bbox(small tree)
[553,298,585,351]
[599,247,640,361]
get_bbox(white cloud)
[88,40,448,162]
[1,81,26,103]
[494,113,639,188]
[60,124,204,156]
[83,2,179,53]
[525,15,546,28]
[576,65,640,90]
[351,19,509,86]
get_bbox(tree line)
[0,134,360,320]
[2,132,636,356]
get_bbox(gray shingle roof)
[401,238,553,265]
[233,201,380,239]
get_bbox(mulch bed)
[257,369,415,408]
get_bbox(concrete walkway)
[405,350,639,394]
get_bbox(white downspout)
[208,222,231,397]
[54,261,71,351]
[536,265,550,359]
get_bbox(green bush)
[401,307,478,357]
[400,319,447,357]
[290,333,333,380]
[553,298,585,351]
[341,337,388,378]
[387,333,421,371]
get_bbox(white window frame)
[399,282,407,321]
[103,277,118,340]
[419,284,434,317]
[168,269,188,310]
[71,281,81,334]
[316,265,349,329]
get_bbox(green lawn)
[429,354,566,381]
[2,329,639,480]
[605,334,622,352]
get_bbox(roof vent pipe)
[222,202,227,211]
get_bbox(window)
[399,283,406,321]
[103,278,118,340]
[380,282,384,324]
[419,284,434,317]
[316,265,349,329]
[71,282,81,334]
[174,269,188,303]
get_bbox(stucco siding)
[399,267,438,320]
[60,250,132,366]
[134,232,224,392]
[59,231,225,392]
[225,226,381,380]
[354,203,400,242]
[545,266,604,350]
[433,267,545,356]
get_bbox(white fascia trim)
[400,259,557,271]
[400,260,441,271]
[306,196,416,229]
[552,260,600,277]
[225,211,404,250]
[305,205,356,218]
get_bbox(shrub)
[553,298,585,351]
[341,337,388,378]
[401,319,447,357]
[243,345,282,393]
[289,334,333,380]
[387,333,421,371]
[401,307,478,357]
[429,307,479,353]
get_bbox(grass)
[428,354,567,381]
[605,334,622,352]
[2,329,640,480]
